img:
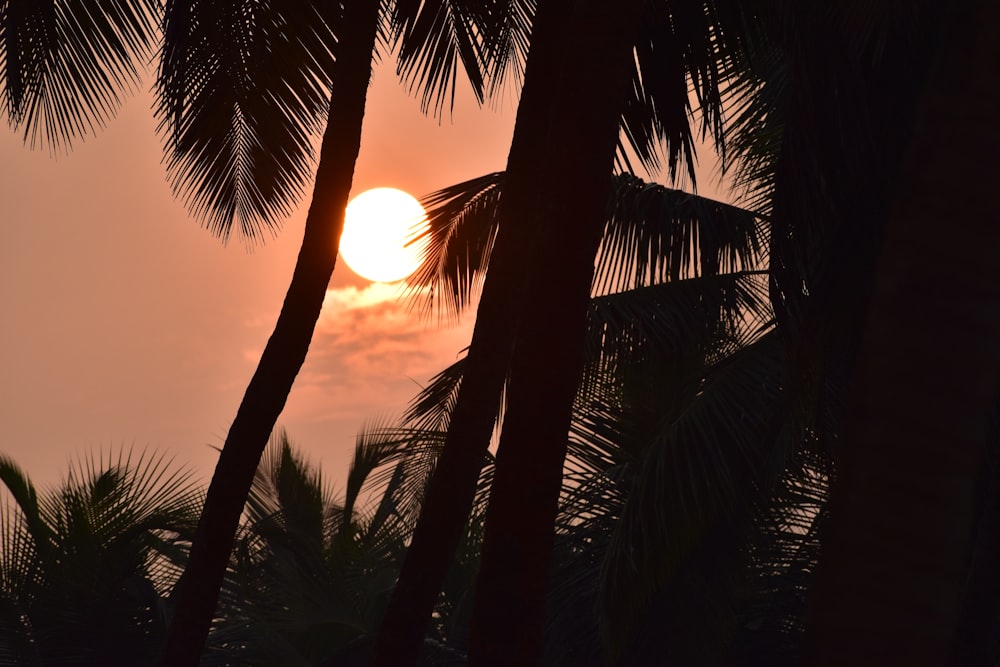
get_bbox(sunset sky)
[0,57,517,486]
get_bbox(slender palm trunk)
[371,2,573,663]
[159,2,379,664]
[465,0,641,663]
[805,2,1000,664]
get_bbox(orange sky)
[0,58,517,486]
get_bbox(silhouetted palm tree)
[802,1,1000,663]
[709,0,1000,661]
[374,165,776,663]
[373,0,744,661]
[200,427,488,666]
[0,450,199,666]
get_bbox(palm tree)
[0,450,200,666]
[705,0,1000,660]
[372,161,774,663]
[374,0,743,660]
[200,427,489,665]
[157,2,384,661]
[203,429,407,665]
[803,1,1000,663]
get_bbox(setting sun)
[339,187,430,283]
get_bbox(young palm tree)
[0,450,200,666]
[200,426,488,666]
[202,429,408,666]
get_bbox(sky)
[0,58,518,488]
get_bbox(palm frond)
[583,270,771,382]
[0,455,52,557]
[351,422,456,532]
[618,0,729,181]
[405,171,504,320]
[406,170,764,320]
[597,329,791,659]
[391,0,488,115]
[479,0,535,98]
[595,172,766,295]
[403,354,466,431]
[718,9,786,219]
[0,0,157,149]
[156,0,340,245]
[246,431,329,548]
[342,417,414,530]
[727,441,832,665]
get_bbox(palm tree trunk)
[158,2,379,664]
[464,0,641,663]
[805,2,1000,664]
[371,2,574,663]
[953,435,1000,665]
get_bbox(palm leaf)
[0,455,53,558]
[156,0,340,244]
[727,442,831,666]
[403,354,466,431]
[617,0,730,180]
[391,0,488,115]
[478,0,534,97]
[406,171,764,320]
[406,171,504,321]
[596,329,791,659]
[595,172,766,295]
[0,0,157,148]
[718,5,786,219]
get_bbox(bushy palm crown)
[202,429,486,665]
[385,164,836,663]
[0,450,200,666]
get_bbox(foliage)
[203,428,488,666]
[397,165,847,663]
[0,450,200,666]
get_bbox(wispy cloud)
[281,283,475,432]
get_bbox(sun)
[339,187,430,283]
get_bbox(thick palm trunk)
[159,2,379,664]
[464,1,641,664]
[954,439,1000,665]
[805,2,1000,664]
[371,2,572,663]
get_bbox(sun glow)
[339,188,430,283]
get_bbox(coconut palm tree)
[0,450,200,666]
[803,1,1000,663]
[374,162,776,663]
[374,0,746,660]
[707,0,1000,661]
[157,1,385,660]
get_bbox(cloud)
[281,283,475,433]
